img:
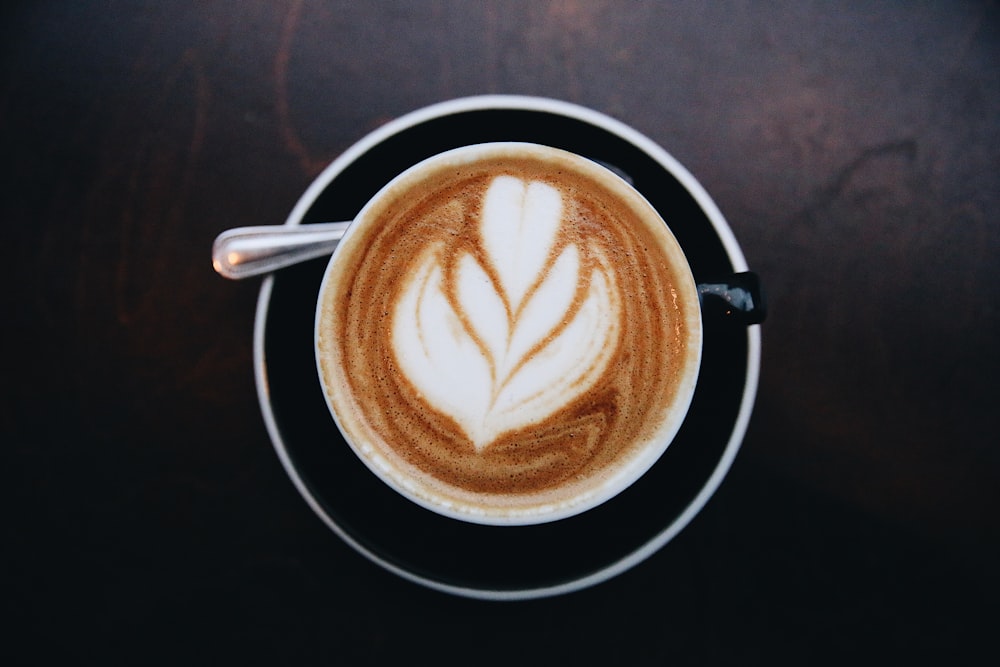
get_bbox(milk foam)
[391,176,621,449]
[317,144,702,525]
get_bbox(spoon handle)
[212,222,351,280]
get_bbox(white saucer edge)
[253,95,762,601]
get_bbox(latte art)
[391,176,620,449]
[316,144,702,523]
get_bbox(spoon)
[213,159,641,280]
[212,222,351,280]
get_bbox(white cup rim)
[313,141,704,526]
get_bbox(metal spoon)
[213,159,639,281]
[212,222,351,280]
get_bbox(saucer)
[254,96,761,600]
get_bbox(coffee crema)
[316,144,701,523]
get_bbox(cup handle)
[697,272,767,325]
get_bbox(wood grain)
[3,1,997,662]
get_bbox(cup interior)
[313,141,704,526]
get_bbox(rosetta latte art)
[391,176,621,449]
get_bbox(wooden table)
[5,2,996,662]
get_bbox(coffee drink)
[316,143,701,524]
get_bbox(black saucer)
[255,98,760,599]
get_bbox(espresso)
[316,144,701,522]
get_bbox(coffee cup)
[315,142,707,525]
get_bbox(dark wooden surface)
[4,2,998,664]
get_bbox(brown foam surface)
[317,146,700,517]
